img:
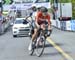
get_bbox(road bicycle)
[29,21,52,57]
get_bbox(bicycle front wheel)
[35,36,45,57]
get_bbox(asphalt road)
[0,27,75,60]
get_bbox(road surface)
[0,27,75,60]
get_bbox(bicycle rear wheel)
[35,36,45,57]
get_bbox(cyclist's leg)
[28,28,38,50]
[28,21,38,51]
[32,20,39,41]
[31,28,38,42]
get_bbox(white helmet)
[31,4,36,7]
[36,5,41,8]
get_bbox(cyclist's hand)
[37,25,40,29]
[40,24,45,30]
[48,26,51,31]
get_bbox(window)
[15,20,23,24]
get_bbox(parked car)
[12,18,31,37]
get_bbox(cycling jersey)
[36,12,50,25]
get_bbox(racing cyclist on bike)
[28,7,51,51]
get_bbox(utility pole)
[0,0,2,13]
[58,0,62,20]
[0,0,3,21]
[53,0,58,19]
[0,0,3,34]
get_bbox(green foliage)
[58,0,71,3]
[71,0,75,3]
[71,0,75,19]
[3,0,13,4]
[48,8,52,13]
[50,0,71,3]
[5,0,11,4]
[50,0,54,4]
[72,3,75,19]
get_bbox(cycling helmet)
[31,4,36,8]
[41,7,48,12]
[31,4,37,11]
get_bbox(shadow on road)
[45,43,64,48]
[30,51,70,57]
[43,51,71,56]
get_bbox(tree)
[2,0,6,4]
[10,0,13,4]
[2,0,13,4]
[71,0,75,19]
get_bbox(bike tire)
[29,48,34,56]
[35,37,45,57]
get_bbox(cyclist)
[25,4,37,19]
[28,7,51,51]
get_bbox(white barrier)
[0,20,10,35]
[66,21,71,31]
[51,19,75,31]
[56,19,61,28]
[3,2,51,11]
[51,20,56,27]
[68,20,75,31]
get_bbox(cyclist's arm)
[47,15,51,29]
[35,12,41,28]
[35,16,40,28]
[38,18,46,21]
